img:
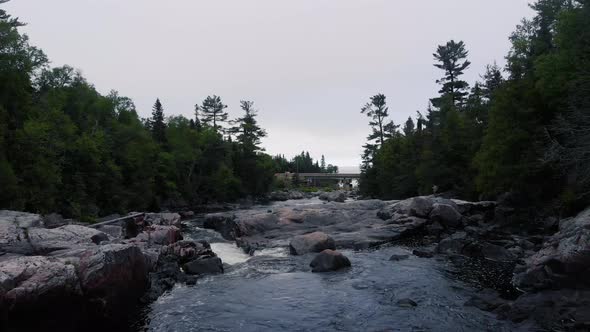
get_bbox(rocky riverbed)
[2,193,589,331]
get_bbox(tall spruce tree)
[150,98,167,144]
[432,40,471,107]
[196,95,228,133]
[231,100,266,154]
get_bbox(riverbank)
[1,193,589,331]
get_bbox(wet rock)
[429,203,462,228]
[183,257,224,275]
[161,240,214,264]
[134,225,182,246]
[309,249,351,272]
[144,213,181,228]
[389,254,410,261]
[289,232,336,255]
[436,232,469,254]
[397,298,418,307]
[464,289,506,312]
[319,191,347,203]
[413,249,434,258]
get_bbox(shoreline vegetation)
[1,0,590,331]
[0,0,340,221]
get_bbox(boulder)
[309,249,351,272]
[183,257,224,275]
[481,243,516,262]
[74,244,149,301]
[42,213,68,229]
[144,213,181,228]
[289,232,336,255]
[26,225,109,254]
[0,210,43,229]
[161,240,214,264]
[319,191,347,203]
[134,225,182,246]
[429,203,462,228]
[0,255,81,308]
[514,207,590,291]
[408,197,434,218]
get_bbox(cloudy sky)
[6,0,533,171]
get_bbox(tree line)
[360,0,590,214]
[0,1,340,220]
[273,152,339,174]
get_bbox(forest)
[0,1,337,220]
[360,0,590,215]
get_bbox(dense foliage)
[361,0,590,213]
[0,2,328,219]
[273,152,339,174]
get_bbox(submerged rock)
[309,249,351,272]
[289,231,336,255]
[389,254,410,261]
[183,257,224,275]
[397,298,418,308]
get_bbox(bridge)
[296,173,360,180]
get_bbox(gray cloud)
[7,0,533,169]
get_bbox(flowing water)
[141,199,524,332]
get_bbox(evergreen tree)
[196,95,228,132]
[149,98,167,144]
[231,100,266,154]
[361,94,389,146]
[432,40,471,107]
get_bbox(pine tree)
[231,100,266,154]
[481,63,504,101]
[432,40,471,107]
[320,155,326,172]
[196,95,228,132]
[361,94,389,146]
[150,98,167,144]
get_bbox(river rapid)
[139,198,524,332]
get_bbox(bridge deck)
[293,173,361,179]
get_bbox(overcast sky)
[6,0,533,171]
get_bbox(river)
[139,198,524,332]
